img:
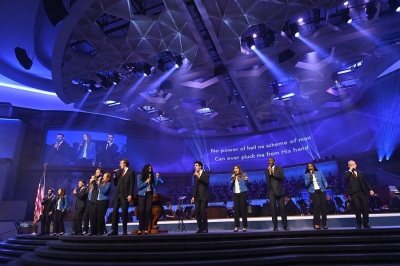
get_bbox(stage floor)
[109,212,400,233]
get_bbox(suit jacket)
[304,171,328,193]
[343,170,372,196]
[230,175,250,193]
[100,142,118,167]
[48,141,70,165]
[137,174,159,196]
[193,170,210,201]
[264,165,285,197]
[98,182,111,201]
[41,195,56,215]
[56,195,69,212]
[74,186,88,209]
[114,168,135,199]
[77,141,96,161]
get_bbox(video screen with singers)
[43,129,128,169]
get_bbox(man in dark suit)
[108,158,135,235]
[191,161,210,233]
[71,180,88,235]
[264,157,290,231]
[99,134,119,168]
[343,160,374,229]
[47,133,70,165]
[38,188,56,235]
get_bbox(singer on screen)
[304,162,328,230]
[137,164,160,235]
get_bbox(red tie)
[122,170,126,177]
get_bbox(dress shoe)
[70,233,76,235]
[242,228,247,232]
[108,231,118,236]
[233,227,238,232]
[196,229,203,233]
[356,225,362,229]
[104,229,108,234]
[87,233,93,236]
[123,231,128,235]
[323,226,328,230]
[59,232,64,235]
[37,233,45,236]
[273,227,278,231]
[137,231,142,235]
[283,226,290,231]
[363,225,371,229]
[202,229,208,233]
[313,225,321,230]
[144,231,149,235]
[96,233,102,236]
[82,231,87,235]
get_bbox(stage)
[113,212,400,233]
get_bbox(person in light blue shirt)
[304,163,328,229]
[230,165,250,232]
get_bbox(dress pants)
[233,192,248,228]
[268,190,287,228]
[138,192,153,231]
[351,191,370,226]
[72,206,85,234]
[53,210,65,234]
[96,200,109,234]
[195,198,208,231]
[310,190,327,227]
[111,193,129,233]
[40,212,53,235]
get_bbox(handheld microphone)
[113,169,119,173]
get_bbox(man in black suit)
[47,133,70,165]
[264,157,290,231]
[343,160,374,229]
[99,134,119,168]
[38,188,56,235]
[71,180,88,235]
[108,158,135,235]
[191,161,210,233]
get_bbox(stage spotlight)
[247,37,256,50]
[388,0,400,12]
[366,2,377,20]
[289,23,300,38]
[112,72,121,85]
[174,55,184,68]
[341,8,352,24]
[143,63,152,76]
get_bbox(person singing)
[230,165,250,232]
[343,160,374,229]
[95,172,111,236]
[71,180,88,235]
[304,163,328,229]
[108,159,135,236]
[264,157,289,231]
[38,188,56,235]
[191,161,210,233]
[53,188,69,236]
[137,164,160,235]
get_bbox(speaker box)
[14,47,33,70]
[278,49,296,64]
[43,0,69,26]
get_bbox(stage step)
[0,235,53,264]
[3,228,400,265]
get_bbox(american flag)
[33,172,45,224]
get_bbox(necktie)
[122,170,126,177]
